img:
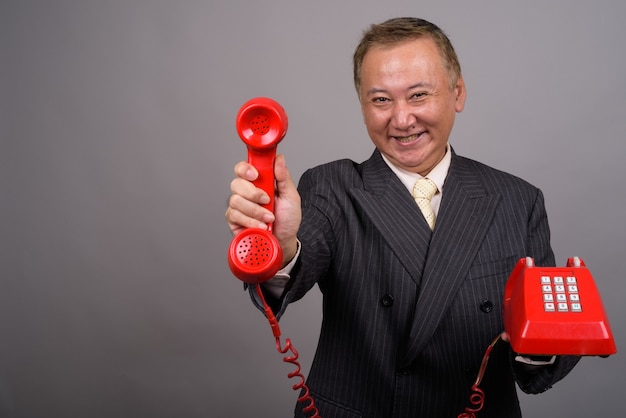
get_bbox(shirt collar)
[380,144,451,194]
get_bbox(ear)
[454,75,467,113]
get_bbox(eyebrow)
[365,82,434,97]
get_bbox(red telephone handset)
[228,97,288,284]
[503,256,617,356]
[227,98,321,417]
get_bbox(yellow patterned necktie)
[412,178,438,230]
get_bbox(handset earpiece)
[228,97,288,284]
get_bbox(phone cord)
[457,334,502,418]
[256,286,321,418]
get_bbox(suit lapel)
[349,151,433,286]
[346,150,503,365]
[402,153,502,365]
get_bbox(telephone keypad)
[541,275,582,313]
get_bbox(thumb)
[272,154,301,264]
[274,154,297,196]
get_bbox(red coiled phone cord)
[458,334,502,418]
[257,284,502,418]
[256,286,321,418]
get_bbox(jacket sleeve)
[246,164,340,320]
[512,353,581,394]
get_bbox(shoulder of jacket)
[453,154,539,191]
[301,158,363,182]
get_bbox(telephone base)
[503,257,616,356]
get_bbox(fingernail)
[262,213,275,223]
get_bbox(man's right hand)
[226,154,301,267]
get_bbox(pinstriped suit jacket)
[263,148,579,417]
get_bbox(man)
[226,17,579,417]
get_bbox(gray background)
[2,0,625,416]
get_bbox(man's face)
[359,37,466,175]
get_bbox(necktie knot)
[412,178,438,200]
[412,178,438,230]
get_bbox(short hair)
[352,17,462,96]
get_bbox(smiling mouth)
[394,131,425,143]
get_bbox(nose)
[391,100,416,130]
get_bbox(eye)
[372,97,389,103]
[410,92,428,100]
[369,96,392,108]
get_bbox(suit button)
[399,367,413,375]
[480,300,494,313]
[381,294,394,307]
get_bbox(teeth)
[396,133,420,143]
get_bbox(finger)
[227,193,275,225]
[225,204,273,233]
[230,177,270,205]
[234,160,258,182]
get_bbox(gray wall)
[2,0,625,416]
